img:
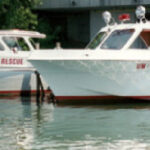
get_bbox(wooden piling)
[35,70,45,105]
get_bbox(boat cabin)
[0,29,46,52]
[87,6,150,51]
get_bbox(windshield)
[29,38,46,49]
[87,32,107,49]
[3,37,30,51]
[101,29,134,50]
[29,38,38,49]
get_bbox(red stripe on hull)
[130,96,150,100]
[0,90,51,97]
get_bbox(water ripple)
[0,99,150,150]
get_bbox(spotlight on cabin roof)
[135,5,146,21]
[102,11,112,25]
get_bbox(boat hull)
[0,52,50,97]
[0,69,49,97]
[30,59,150,101]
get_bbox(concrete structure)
[39,0,150,10]
[37,0,150,47]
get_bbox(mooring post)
[49,91,57,104]
[35,70,57,105]
[35,70,40,105]
[35,70,45,105]
[38,73,45,102]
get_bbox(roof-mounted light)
[102,11,112,25]
[118,14,130,23]
[135,6,146,21]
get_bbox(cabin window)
[3,37,30,51]
[129,36,147,49]
[87,32,107,49]
[17,38,30,51]
[101,29,134,50]
[0,43,4,51]
[29,38,40,49]
[129,30,150,49]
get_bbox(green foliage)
[37,17,62,48]
[0,0,61,48]
[0,0,40,30]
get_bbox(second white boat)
[0,30,49,96]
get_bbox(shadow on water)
[56,98,150,110]
[20,71,47,120]
[19,93,150,111]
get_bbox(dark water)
[1,98,150,150]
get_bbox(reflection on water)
[1,98,150,149]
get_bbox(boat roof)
[101,21,150,32]
[0,29,46,38]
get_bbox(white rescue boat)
[29,6,150,101]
